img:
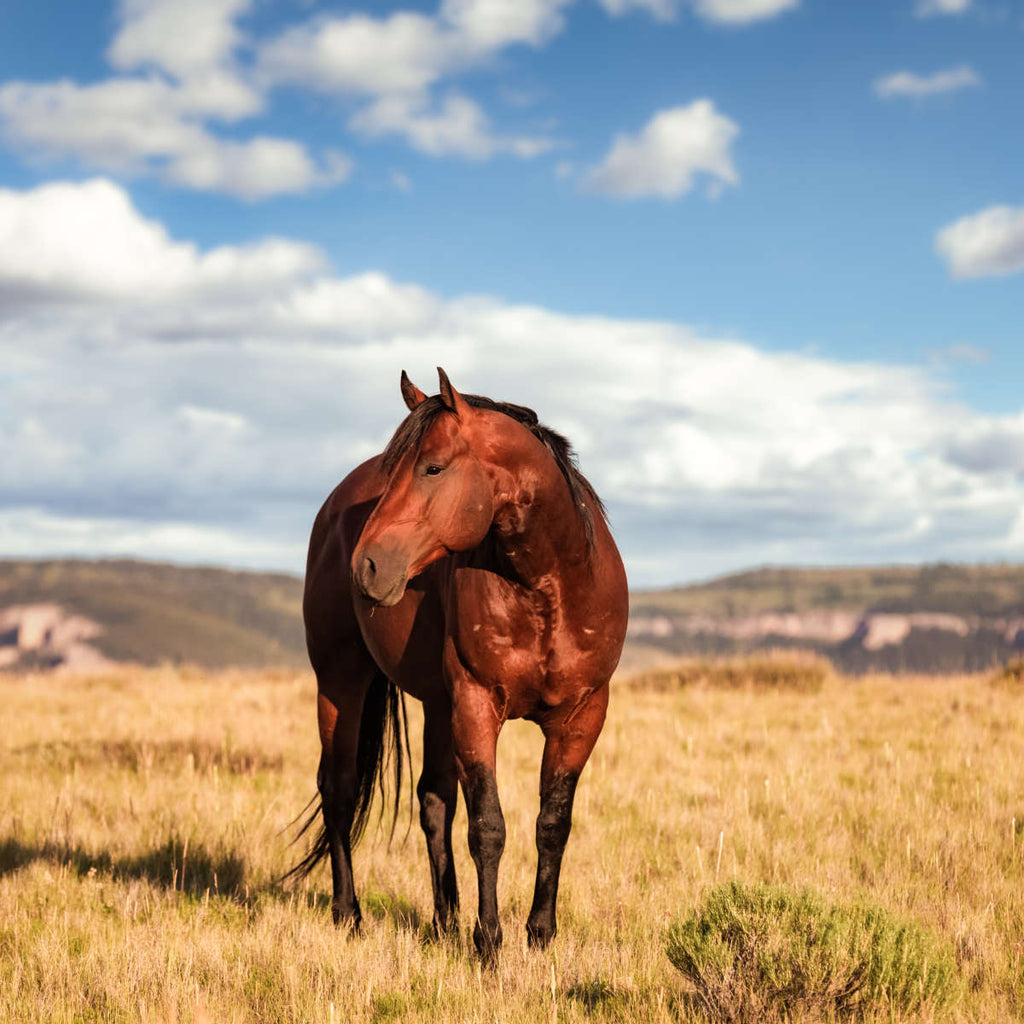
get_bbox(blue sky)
[0,0,1022,586]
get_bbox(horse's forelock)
[380,395,448,476]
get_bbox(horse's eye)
[425,464,444,477]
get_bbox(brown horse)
[296,368,628,957]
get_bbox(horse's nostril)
[366,555,376,576]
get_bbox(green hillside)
[0,559,306,668]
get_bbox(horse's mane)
[381,393,606,549]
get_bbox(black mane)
[380,393,606,548]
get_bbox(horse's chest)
[451,598,591,715]
[454,601,546,683]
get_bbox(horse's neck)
[489,450,591,591]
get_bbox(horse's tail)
[285,670,410,882]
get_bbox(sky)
[0,0,1022,588]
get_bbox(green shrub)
[666,881,961,1022]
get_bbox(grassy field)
[1,663,1023,1022]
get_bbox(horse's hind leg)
[527,684,609,949]
[418,697,459,935]
[314,658,376,928]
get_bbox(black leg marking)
[417,775,459,934]
[318,752,362,929]
[526,771,579,949]
[463,765,506,959]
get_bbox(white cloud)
[585,100,739,200]
[109,0,251,81]
[258,1,571,97]
[936,205,1024,279]
[0,179,324,302]
[166,136,352,200]
[691,0,799,25]
[0,508,306,573]
[597,0,798,23]
[3,179,1024,584]
[259,12,455,97]
[274,272,441,337]
[351,92,553,159]
[257,1,569,161]
[439,0,571,51]
[0,0,573,181]
[915,0,971,16]
[597,0,679,21]
[107,0,261,120]
[0,0,352,199]
[0,77,348,200]
[873,64,980,99]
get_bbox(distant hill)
[631,564,1024,618]
[0,559,305,670]
[628,564,1024,674]
[1,559,1023,674]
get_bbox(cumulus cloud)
[585,100,739,200]
[936,205,1024,279]
[3,178,1024,584]
[873,64,980,99]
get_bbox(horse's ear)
[437,366,470,417]
[400,370,427,411]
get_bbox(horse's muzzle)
[352,545,408,607]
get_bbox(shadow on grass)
[567,977,628,1014]
[0,834,250,900]
[0,835,437,940]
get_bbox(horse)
[294,367,628,957]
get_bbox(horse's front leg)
[450,680,506,960]
[527,683,609,949]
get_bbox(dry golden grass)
[1,661,1023,1022]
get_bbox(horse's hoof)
[473,920,503,961]
[526,917,556,950]
[431,911,459,940]
[331,901,362,934]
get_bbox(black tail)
[284,670,411,883]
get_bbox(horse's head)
[352,368,496,606]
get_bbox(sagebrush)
[666,880,962,1022]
